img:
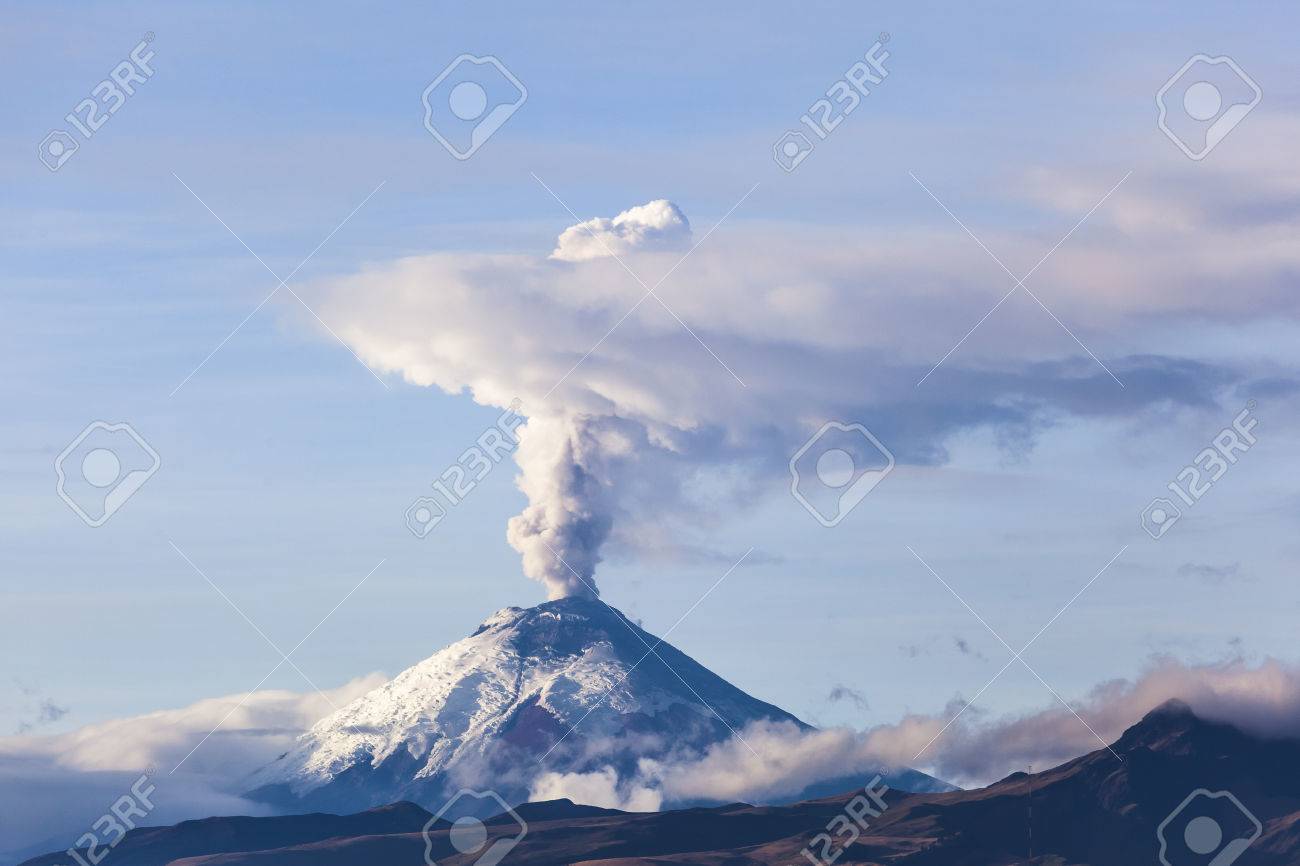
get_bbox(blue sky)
[3,0,1299,749]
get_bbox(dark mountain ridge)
[22,700,1300,865]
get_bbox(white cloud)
[532,656,1300,807]
[882,655,1300,785]
[0,674,384,859]
[6,656,1299,856]
[529,766,662,812]
[550,199,690,262]
[310,179,1299,597]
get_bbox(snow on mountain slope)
[248,596,807,812]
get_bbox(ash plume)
[313,179,1278,598]
[506,416,614,598]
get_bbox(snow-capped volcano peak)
[248,597,805,812]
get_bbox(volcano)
[22,701,1300,865]
[247,596,943,813]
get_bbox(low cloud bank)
[906,655,1300,783]
[530,656,1300,808]
[5,658,1298,856]
[0,675,383,861]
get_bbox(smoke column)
[506,416,616,598]
[316,198,1241,601]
